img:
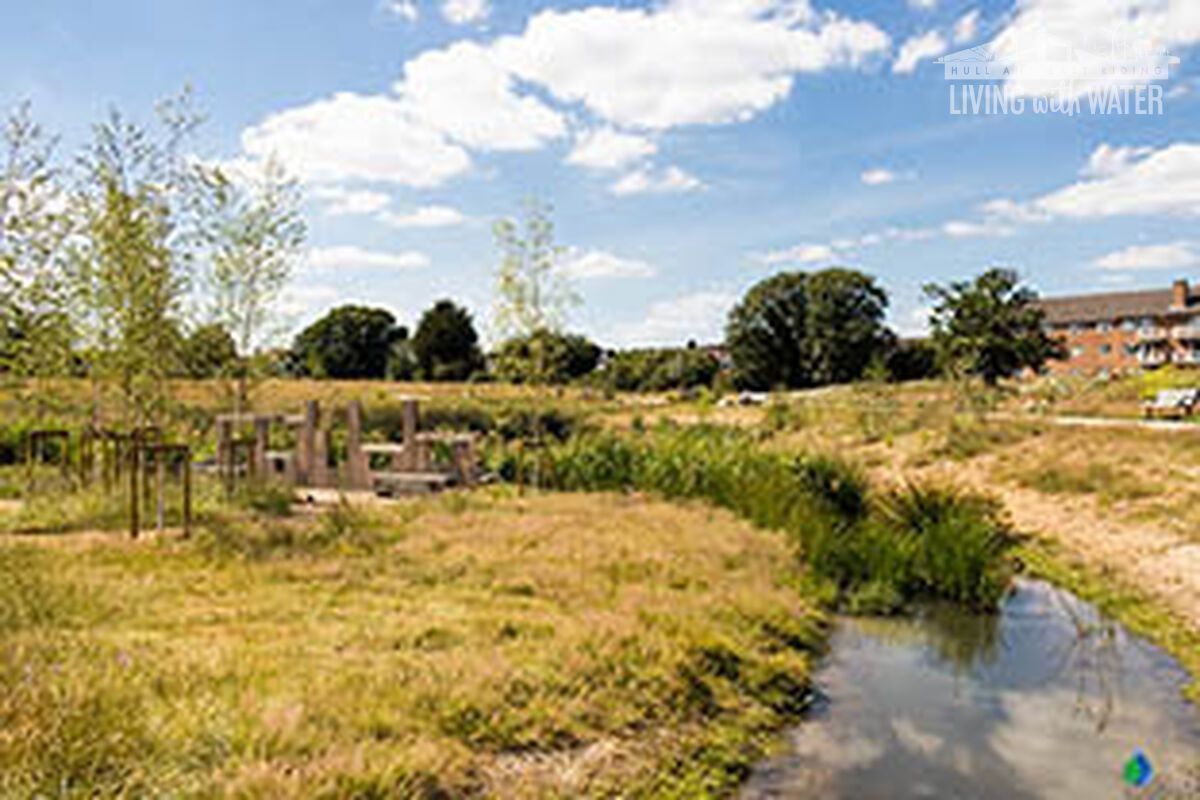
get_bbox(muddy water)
[742,580,1200,799]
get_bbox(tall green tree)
[291,305,400,379]
[727,268,891,390]
[924,267,1064,385]
[726,272,811,390]
[493,329,600,384]
[194,157,306,412]
[181,323,238,379]
[805,268,891,385]
[412,300,484,381]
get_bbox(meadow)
[0,374,1197,796]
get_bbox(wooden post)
[252,418,270,483]
[297,401,319,486]
[156,451,166,532]
[182,451,192,539]
[217,419,234,497]
[401,398,419,470]
[129,432,140,540]
[345,401,370,490]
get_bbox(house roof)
[1035,284,1200,325]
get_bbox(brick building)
[1036,279,1200,377]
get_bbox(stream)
[741,579,1200,799]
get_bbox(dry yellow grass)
[0,490,823,797]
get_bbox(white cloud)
[397,41,566,151]
[1094,241,1200,271]
[908,0,937,10]
[278,284,341,318]
[493,4,889,130]
[308,245,431,272]
[759,242,838,265]
[1080,144,1156,179]
[566,127,657,171]
[560,249,656,279]
[942,219,1016,238]
[310,186,392,217]
[241,92,470,188]
[611,290,737,348]
[385,0,419,22]
[378,205,466,229]
[611,165,705,196]
[861,167,914,186]
[994,0,1200,98]
[978,197,1051,224]
[953,10,981,45]
[893,30,948,74]
[1034,142,1200,218]
[441,0,490,25]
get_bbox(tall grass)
[516,426,1015,611]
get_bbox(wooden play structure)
[214,396,480,497]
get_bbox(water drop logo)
[1123,749,1154,790]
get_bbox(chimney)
[1172,279,1190,309]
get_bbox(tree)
[726,272,811,390]
[492,198,579,384]
[195,157,305,411]
[885,338,940,383]
[181,323,238,379]
[70,91,207,426]
[0,102,75,402]
[924,267,1064,385]
[726,268,892,390]
[804,268,891,385]
[291,305,401,379]
[493,329,600,384]
[412,300,484,381]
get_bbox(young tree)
[924,267,1064,385]
[195,157,306,412]
[0,102,75,406]
[70,92,206,426]
[412,300,484,381]
[492,198,579,384]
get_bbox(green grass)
[513,425,1016,612]
[0,490,825,797]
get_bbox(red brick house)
[1036,279,1200,377]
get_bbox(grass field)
[0,489,825,797]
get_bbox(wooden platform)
[371,471,453,496]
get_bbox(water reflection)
[741,580,1200,799]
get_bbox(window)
[1121,319,1137,332]
[1071,346,1085,357]
[1125,343,1139,356]
[1100,344,1112,355]
[1097,322,1112,333]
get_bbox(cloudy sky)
[3,0,1198,347]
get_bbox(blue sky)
[3,0,1198,347]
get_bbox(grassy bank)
[516,425,1015,613]
[0,490,824,797]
